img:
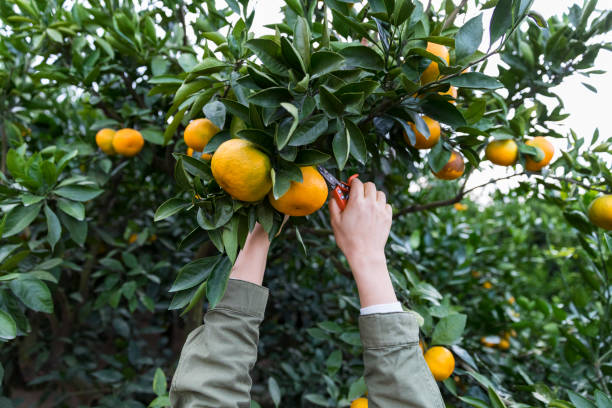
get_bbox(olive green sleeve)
[359,312,445,408]
[169,279,268,408]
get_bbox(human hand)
[329,179,396,307]
[229,223,270,285]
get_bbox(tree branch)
[442,0,468,30]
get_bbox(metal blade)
[316,165,340,188]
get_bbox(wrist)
[346,251,387,277]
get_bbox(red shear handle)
[332,174,359,211]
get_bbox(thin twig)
[442,0,468,30]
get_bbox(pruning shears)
[317,165,359,211]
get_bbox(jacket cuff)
[214,279,269,318]
[359,312,419,348]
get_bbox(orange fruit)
[184,118,219,152]
[508,296,515,305]
[403,116,440,149]
[148,234,157,242]
[481,336,499,348]
[128,233,138,244]
[498,339,510,350]
[485,139,518,166]
[588,195,612,230]
[433,151,465,180]
[483,281,492,289]
[424,346,455,381]
[454,203,468,211]
[268,166,328,216]
[420,42,450,84]
[211,139,272,202]
[524,136,554,171]
[95,128,116,155]
[112,128,144,157]
[439,86,457,104]
[350,398,368,408]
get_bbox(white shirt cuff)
[360,302,403,315]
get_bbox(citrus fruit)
[420,42,450,84]
[187,147,211,161]
[454,203,468,211]
[268,166,328,216]
[112,128,144,157]
[404,116,440,149]
[439,86,457,104]
[128,233,138,244]
[96,128,116,155]
[481,336,499,348]
[485,139,518,166]
[350,398,368,408]
[524,137,554,171]
[211,139,272,202]
[483,281,492,289]
[508,296,515,305]
[184,118,219,152]
[424,346,455,381]
[433,151,465,180]
[498,339,510,350]
[588,195,612,230]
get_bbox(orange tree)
[0,0,611,406]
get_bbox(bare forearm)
[347,252,397,308]
[229,224,270,286]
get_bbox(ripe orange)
[211,139,272,202]
[588,195,612,230]
[524,137,554,171]
[433,151,465,180]
[95,128,116,155]
[454,203,468,211]
[404,116,440,149]
[420,42,450,84]
[485,139,518,166]
[483,281,492,289]
[498,339,510,350]
[439,86,457,104]
[268,166,328,216]
[424,346,455,381]
[184,118,219,152]
[481,336,499,348]
[350,398,368,408]
[128,233,138,244]
[112,128,144,157]
[508,296,515,305]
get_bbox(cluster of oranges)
[95,128,145,157]
[404,42,555,180]
[481,331,516,351]
[182,117,330,216]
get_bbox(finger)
[329,197,342,223]
[347,178,364,207]
[377,190,386,205]
[364,182,377,200]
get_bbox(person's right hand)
[329,179,397,307]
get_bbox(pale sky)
[245,0,612,200]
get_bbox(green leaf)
[332,126,350,170]
[9,278,54,313]
[295,149,331,165]
[595,391,612,408]
[54,185,103,202]
[237,129,274,152]
[445,72,503,89]
[289,115,329,146]
[489,0,513,44]
[294,17,311,68]
[455,14,483,61]
[422,98,466,128]
[206,256,232,308]
[44,205,61,251]
[57,212,87,246]
[249,87,292,108]
[276,103,299,150]
[0,245,22,264]
[319,87,345,117]
[271,162,303,199]
[345,119,367,164]
[245,39,288,76]
[310,51,344,78]
[339,46,384,71]
[280,37,306,74]
[154,198,190,221]
[187,57,231,77]
[149,396,171,408]
[347,376,367,401]
[268,377,282,407]
[170,256,220,292]
[431,313,467,345]
[222,219,239,263]
[2,203,42,238]
[428,143,452,173]
[0,310,17,340]
[487,387,507,408]
[203,100,226,130]
[303,394,329,406]
[152,368,167,397]
[326,350,342,376]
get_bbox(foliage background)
[0,0,611,407]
